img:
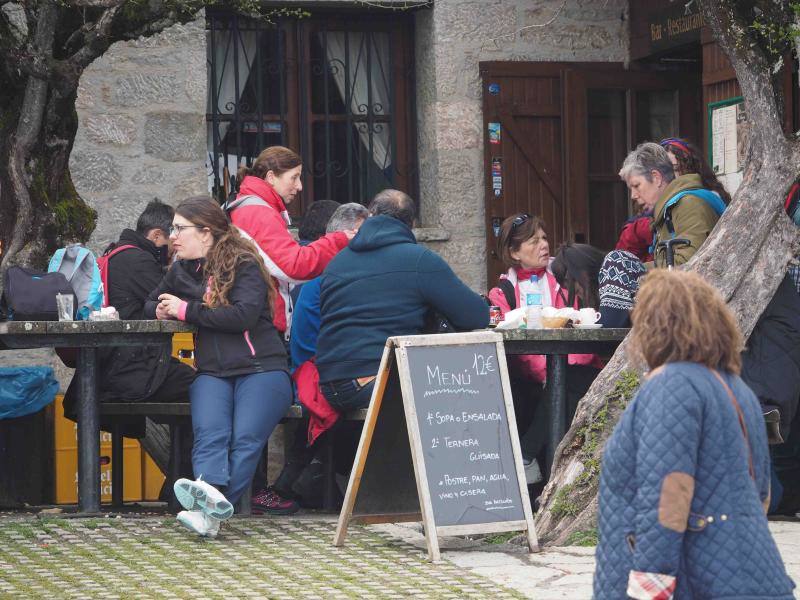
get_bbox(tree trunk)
[535,0,800,544]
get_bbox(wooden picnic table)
[500,327,630,474]
[0,319,194,513]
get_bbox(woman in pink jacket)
[487,213,597,383]
[487,213,599,483]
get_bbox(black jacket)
[144,258,288,378]
[315,215,489,382]
[99,229,174,401]
[741,275,800,439]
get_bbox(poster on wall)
[709,98,748,196]
[488,122,501,145]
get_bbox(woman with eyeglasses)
[144,196,295,537]
[488,214,600,483]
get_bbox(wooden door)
[480,62,700,286]
[481,63,568,284]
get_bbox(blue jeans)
[190,371,292,506]
[320,378,375,412]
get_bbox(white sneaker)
[173,478,234,521]
[522,457,542,484]
[177,510,220,538]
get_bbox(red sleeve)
[232,205,348,281]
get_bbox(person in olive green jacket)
[618,142,723,269]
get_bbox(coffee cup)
[578,308,601,325]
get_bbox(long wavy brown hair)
[630,269,742,374]
[174,196,275,310]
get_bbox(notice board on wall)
[333,331,538,561]
[709,96,748,196]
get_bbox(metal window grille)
[206,11,412,207]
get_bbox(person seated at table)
[316,190,488,412]
[594,269,794,599]
[619,141,725,269]
[550,243,605,311]
[274,202,371,508]
[291,199,341,305]
[487,214,598,383]
[487,215,600,483]
[146,196,296,537]
[63,199,195,439]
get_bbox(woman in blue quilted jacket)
[594,270,795,599]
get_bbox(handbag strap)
[711,369,755,481]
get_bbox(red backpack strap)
[98,244,139,306]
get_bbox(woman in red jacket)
[226,146,355,339]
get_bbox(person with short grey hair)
[326,202,371,234]
[618,142,675,190]
[618,141,724,268]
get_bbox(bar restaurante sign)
[631,1,705,59]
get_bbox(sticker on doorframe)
[488,83,500,95]
[488,122,501,145]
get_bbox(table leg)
[545,354,567,477]
[77,347,100,513]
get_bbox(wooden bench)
[100,403,368,512]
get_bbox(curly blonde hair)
[174,196,275,309]
[630,270,743,374]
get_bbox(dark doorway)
[480,62,700,285]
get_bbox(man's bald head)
[368,189,416,228]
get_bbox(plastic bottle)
[525,275,543,329]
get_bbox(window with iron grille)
[206,10,417,219]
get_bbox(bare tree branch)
[67,5,120,70]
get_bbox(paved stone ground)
[0,513,524,599]
[1,511,797,599]
[376,519,800,599]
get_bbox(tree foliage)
[0,0,305,284]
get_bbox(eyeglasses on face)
[512,214,530,228]
[169,224,204,236]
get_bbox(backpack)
[95,244,140,307]
[48,244,103,320]
[651,188,727,254]
[1,266,76,321]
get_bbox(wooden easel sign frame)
[333,331,538,561]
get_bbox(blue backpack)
[48,244,103,320]
[651,188,727,254]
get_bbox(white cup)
[578,308,601,325]
[56,293,74,321]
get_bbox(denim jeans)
[190,370,292,505]
[320,378,375,413]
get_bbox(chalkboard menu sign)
[334,331,537,561]
[405,343,525,527]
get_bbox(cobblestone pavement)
[2,512,798,599]
[377,519,800,599]
[0,513,524,599]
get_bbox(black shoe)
[272,461,306,499]
[292,461,325,508]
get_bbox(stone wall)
[414,0,628,292]
[70,13,207,256]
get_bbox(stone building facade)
[71,0,628,293]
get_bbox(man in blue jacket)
[315,189,489,411]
